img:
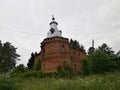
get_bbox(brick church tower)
[35,16,86,72]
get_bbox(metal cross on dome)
[52,15,55,20]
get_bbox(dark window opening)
[50,28,55,34]
[43,64,45,70]
[74,64,77,71]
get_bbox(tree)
[70,39,80,49]
[13,64,26,73]
[63,61,72,77]
[116,50,120,58]
[114,50,120,70]
[27,53,35,70]
[82,57,92,75]
[87,47,95,55]
[0,41,20,73]
[33,59,41,71]
[90,50,113,73]
[82,49,113,74]
[57,66,63,73]
[98,43,115,59]
[27,52,38,70]
[70,39,86,53]
[0,41,2,73]
[80,44,86,54]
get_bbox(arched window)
[61,45,65,52]
[50,28,55,34]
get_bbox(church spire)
[47,16,62,38]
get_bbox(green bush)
[33,60,41,71]
[90,50,113,73]
[23,71,46,78]
[82,57,92,75]
[82,50,114,74]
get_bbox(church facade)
[35,16,86,72]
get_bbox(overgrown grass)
[0,75,19,90]
[1,72,120,90]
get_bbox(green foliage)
[64,62,72,76]
[56,63,73,78]
[0,41,20,73]
[33,60,41,71]
[113,50,120,70]
[27,52,38,70]
[23,70,46,78]
[4,72,120,90]
[87,43,120,72]
[116,50,120,58]
[87,47,95,55]
[0,77,18,90]
[98,43,115,59]
[82,49,113,74]
[82,57,92,75]
[12,64,26,73]
[11,70,61,78]
[90,50,113,73]
[70,39,86,53]
[57,66,63,73]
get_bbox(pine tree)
[27,53,35,70]
[70,39,86,53]
[0,41,20,73]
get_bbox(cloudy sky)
[0,0,120,66]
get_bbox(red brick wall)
[35,36,86,72]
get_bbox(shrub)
[90,50,113,73]
[82,50,114,74]
[82,57,92,75]
[64,62,72,74]
[23,71,46,78]
[57,66,65,78]
[33,60,41,71]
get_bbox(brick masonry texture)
[35,36,86,72]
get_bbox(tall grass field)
[0,72,120,90]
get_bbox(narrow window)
[74,64,77,71]
[43,64,45,70]
[61,45,65,52]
